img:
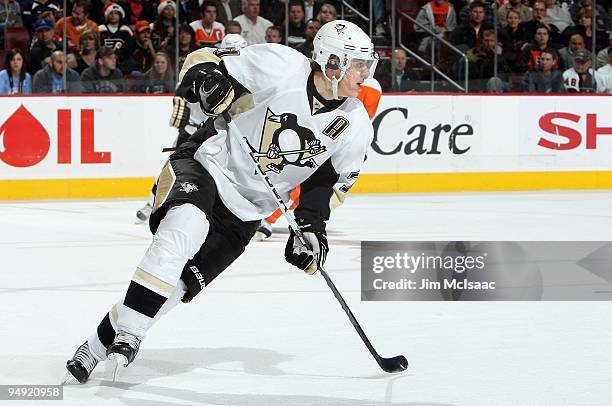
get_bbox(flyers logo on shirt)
[248,108,327,174]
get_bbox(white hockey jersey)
[189,44,373,221]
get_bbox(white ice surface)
[1,191,612,406]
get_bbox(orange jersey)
[357,78,382,119]
[190,20,225,45]
[55,17,99,50]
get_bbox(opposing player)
[64,20,378,383]
[254,76,381,240]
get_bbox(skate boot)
[64,341,100,384]
[106,331,141,381]
[136,202,152,222]
[253,220,273,241]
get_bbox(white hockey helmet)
[220,33,248,49]
[312,20,379,98]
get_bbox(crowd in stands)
[0,0,610,94]
[399,0,612,92]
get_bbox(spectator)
[562,9,607,54]
[0,49,32,94]
[373,0,389,37]
[302,0,322,22]
[500,9,529,72]
[295,18,321,57]
[520,1,562,45]
[234,0,272,45]
[497,0,532,28]
[124,0,157,26]
[81,46,124,93]
[29,19,62,75]
[522,48,565,93]
[225,19,242,34]
[265,25,282,43]
[414,0,457,54]
[595,48,612,93]
[67,28,99,74]
[558,33,591,71]
[99,3,133,51]
[451,1,492,51]
[375,48,418,92]
[120,20,156,75]
[543,0,573,32]
[190,1,225,47]
[151,0,176,51]
[168,23,196,72]
[212,0,241,26]
[463,29,511,92]
[521,25,557,71]
[55,0,99,51]
[316,3,336,24]
[563,49,598,92]
[596,33,611,69]
[569,0,610,33]
[0,0,24,47]
[287,0,306,47]
[22,0,61,33]
[0,0,23,28]
[33,51,80,93]
[456,0,495,28]
[140,52,174,93]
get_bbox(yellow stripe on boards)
[0,178,155,200]
[2,171,612,200]
[351,171,612,193]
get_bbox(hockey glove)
[169,96,190,128]
[193,68,234,117]
[285,228,328,275]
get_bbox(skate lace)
[115,331,141,352]
[74,341,98,372]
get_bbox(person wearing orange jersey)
[190,1,225,46]
[253,78,381,240]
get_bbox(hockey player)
[254,76,382,240]
[64,20,378,383]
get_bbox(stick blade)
[380,355,408,373]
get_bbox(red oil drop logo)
[0,105,50,167]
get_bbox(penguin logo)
[249,108,327,174]
[334,23,347,35]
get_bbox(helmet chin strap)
[330,76,340,100]
[322,70,342,100]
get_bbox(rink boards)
[1,94,611,199]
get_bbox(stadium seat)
[4,27,31,58]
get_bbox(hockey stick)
[222,112,408,373]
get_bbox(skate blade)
[61,371,75,385]
[107,353,129,382]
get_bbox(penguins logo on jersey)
[335,23,347,35]
[248,108,327,174]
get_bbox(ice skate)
[135,202,152,223]
[106,331,141,381]
[253,219,273,241]
[63,341,100,384]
